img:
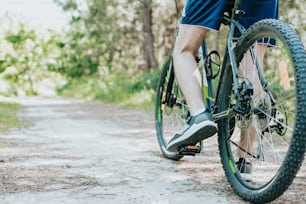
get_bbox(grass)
[57,70,159,110]
[0,102,21,132]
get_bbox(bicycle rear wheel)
[218,19,306,203]
[155,53,187,160]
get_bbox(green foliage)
[5,26,35,46]
[52,0,122,78]
[0,23,65,96]
[48,52,99,78]
[130,69,160,91]
[53,0,169,75]
[57,70,160,108]
[0,102,21,132]
[95,71,158,103]
[0,60,6,74]
[6,34,24,44]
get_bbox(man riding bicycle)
[167,0,278,180]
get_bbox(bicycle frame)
[201,0,251,120]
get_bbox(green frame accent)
[229,159,236,174]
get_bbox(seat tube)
[201,41,214,112]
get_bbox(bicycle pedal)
[178,145,201,156]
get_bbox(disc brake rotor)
[253,91,272,131]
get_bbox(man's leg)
[238,44,266,158]
[173,25,209,115]
[167,25,217,152]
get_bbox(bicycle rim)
[218,19,306,203]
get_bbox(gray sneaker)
[166,110,217,152]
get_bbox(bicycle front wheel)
[155,53,188,161]
[218,19,306,203]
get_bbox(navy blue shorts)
[181,0,278,31]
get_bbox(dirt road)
[0,97,305,204]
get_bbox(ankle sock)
[191,108,206,116]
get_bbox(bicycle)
[155,0,306,203]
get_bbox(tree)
[139,0,158,70]
[54,0,162,73]
[0,23,64,95]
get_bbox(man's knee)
[173,25,209,59]
[173,43,198,58]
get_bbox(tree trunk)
[141,0,158,71]
[214,32,220,52]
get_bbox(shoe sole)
[167,120,217,152]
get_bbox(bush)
[57,69,160,109]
